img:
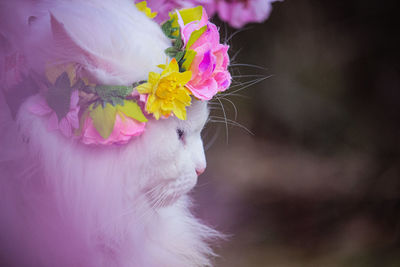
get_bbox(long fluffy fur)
[0,0,220,266]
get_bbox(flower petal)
[59,117,72,137]
[28,95,52,116]
[47,112,59,131]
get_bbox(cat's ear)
[49,12,94,65]
[49,12,124,83]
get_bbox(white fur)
[0,0,220,266]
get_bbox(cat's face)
[125,100,209,207]
[22,1,210,207]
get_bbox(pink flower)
[140,0,216,23]
[217,0,280,29]
[179,8,231,100]
[29,91,80,137]
[138,0,279,29]
[80,113,145,146]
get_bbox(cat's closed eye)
[177,128,184,141]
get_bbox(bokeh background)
[194,1,400,266]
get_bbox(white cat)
[0,0,220,266]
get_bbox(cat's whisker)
[217,96,238,120]
[209,120,252,135]
[218,92,251,99]
[224,26,252,44]
[152,190,169,209]
[145,185,165,204]
[144,183,163,197]
[207,103,222,108]
[230,47,243,63]
[149,186,167,209]
[150,189,162,209]
[227,76,269,89]
[195,181,213,189]
[208,107,222,111]
[212,120,254,135]
[95,196,155,233]
[214,96,229,144]
[204,127,220,151]
[222,21,228,45]
[224,79,262,91]
[17,163,40,179]
[208,117,254,135]
[160,192,170,208]
[232,74,267,79]
[209,116,250,128]
[224,76,271,97]
[229,63,268,71]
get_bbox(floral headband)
[29,2,231,145]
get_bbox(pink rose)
[29,91,80,138]
[80,112,145,145]
[139,0,279,29]
[217,0,281,29]
[179,8,231,100]
[140,0,216,23]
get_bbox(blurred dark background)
[195,1,400,266]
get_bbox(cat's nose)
[196,168,205,176]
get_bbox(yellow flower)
[45,63,77,86]
[135,1,157,19]
[137,58,192,120]
[169,6,203,37]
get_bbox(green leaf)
[94,85,133,106]
[181,49,197,71]
[161,20,173,36]
[73,79,87,91]
[46,72,72,120]
[186,25,207,49]
[110,96,125,107]
[117,100,147,122]
[89,103,117,139]
[174,31,183,50]
[165,47,178,57]
[132,80,147,88]
[161,19,179,39]
[175,50,185,63]
[82,85,96,94]
[75,107,90,136]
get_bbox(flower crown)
[29,2,231,145]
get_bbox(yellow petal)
[117,100,148,122]
[148,72,161,85]
[147,96,160,113]
[45,63,76,86]
[82,77,96,87]
[117,110,127,123]
[170,6,203,26]
[152,108,161,120]
[186,25,207,49]
[176,70,192,85]
[135,1,157,19]
[161,100,174,111]
[146,94,156,108]
[172,102,187,120]
[182,49,196,71]
[89,103,117,139]
[162,109,172,118]
[136,82,153,94]
[176,88,192,104]
[65,64,77,85]
[163,58,179,76]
